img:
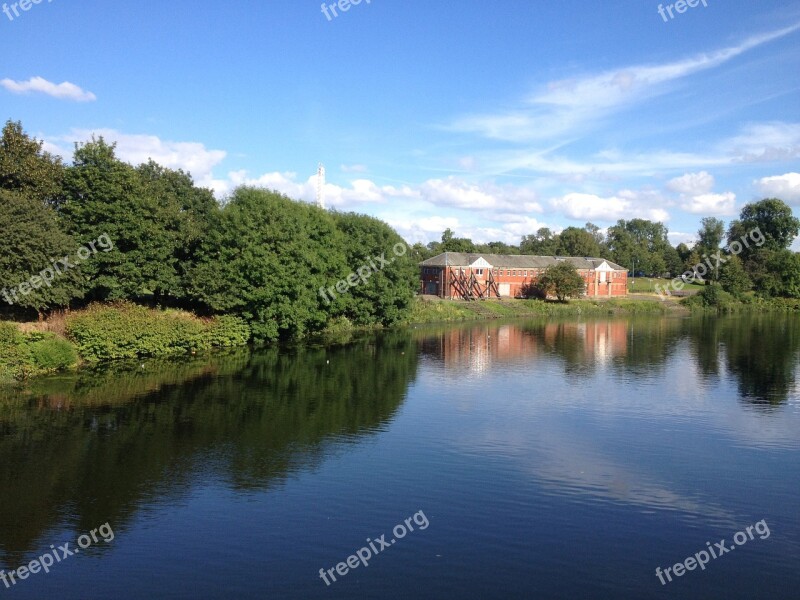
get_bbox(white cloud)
[667,171,715,195]
[755,172,800,204]
[726,123,800,163]
[550,190,669,222]
[0,76,96,102]
[668,232,696,248]
[449,24,800,143]
[420,177,541,212]
[386,215,462,244]
[680,192,737,215]
[47,128,226,190]
[216,169,419,209]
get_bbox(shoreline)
[2,295,798,384]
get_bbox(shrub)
[0,322,29,381]
[28,335,78,371]
[205,315,251,348]
[684,285,737,311]
[0,322,78,380]
[66,303,251,362]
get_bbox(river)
[0,315,798,599]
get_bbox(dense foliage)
[65,303,251,362]
[0,121,416,343]
[0,322,78,381]
[536,263,586,302]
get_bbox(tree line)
[0,121,417,341]
[414,204,800,299]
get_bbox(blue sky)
[2,0,800,247]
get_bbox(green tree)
[0,190,85,316]
[439,228,476,253]
[538,262,585,301]
[185,187,350,342]
[719,254,752,298]
[728,199,800,298]
[62,138,177,301]
[521,227,559,255]
[584,222,605,248]
[135,160,219,302]
[697,217,725,253]
[728,199,800,257]
[555,227,602,257]
[331,212,416,326]
[0,120,65,207]
[675,242,692,265]
[475,241,520,255]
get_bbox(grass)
[405,295,672,325]
[627,277,705,294]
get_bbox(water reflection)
[0,333,417,565]
[416,315,800,407]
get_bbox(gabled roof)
[419,252,626,271]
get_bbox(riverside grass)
[5,295,797,383]
[1,303,251,381]
[404,296,672,325]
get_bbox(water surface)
[1,315,798,599]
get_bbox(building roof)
[419,252,626,271]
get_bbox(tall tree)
[728,199,800,257]
[0,190,85,316]
[331,212,416,326]
[0,120,65,207]
[555,227,603,257]
[136,160,219,302]
[521,227,559,255]
[185,187,350,342]
[439,228,476,253]
[62,138,177,301]
[606,219,672,276]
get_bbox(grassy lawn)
[628,277,705,294]
[405,295,672,325]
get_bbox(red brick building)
[420,252,628,299]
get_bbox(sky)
[2,0,800,248]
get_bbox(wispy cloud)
[0,76,97,102]
[449,23,800,143]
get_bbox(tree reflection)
[0,332,417,563]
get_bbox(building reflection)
[418,320,630,373]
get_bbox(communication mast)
[316,163,326,209]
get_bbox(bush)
[28,335,78,371]
[66,303,251,362]
[684,285,737,311]
[0,322,78,380]
[205,315,251,348]
[0,322,29,381]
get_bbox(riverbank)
[3,294,799,383]
[403,295,679,325]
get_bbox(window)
[476,268,484,275]
[524,270,528,277]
